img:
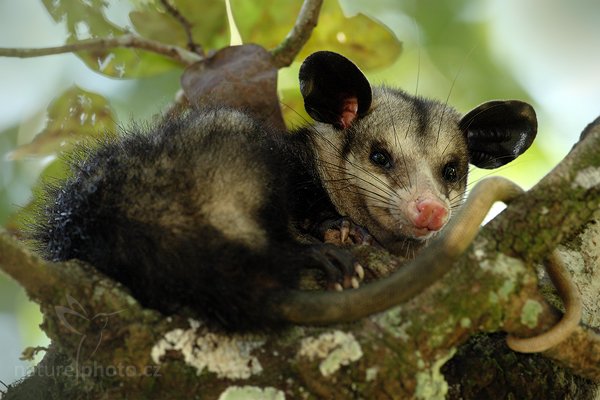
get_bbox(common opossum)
[30,51,537,331]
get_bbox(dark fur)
[31,108,341,331]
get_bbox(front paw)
[319,217,374,246]
[308,244,364,291]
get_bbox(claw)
[351,277,360,289]
[340,219,351,243]
[318,217,376,247]
[355,263,365,280]
[308,244,358,291]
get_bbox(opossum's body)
[31,51,537,331]
[35,108,348,330]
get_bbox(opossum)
[30,51,537,331]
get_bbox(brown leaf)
[181,44,285,130]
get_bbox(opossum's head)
[300,51,537,255]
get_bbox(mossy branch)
[1,118,599,398]
[485,116,600,263]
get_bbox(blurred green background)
[1,0,599,386]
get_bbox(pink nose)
[414,199,448,231]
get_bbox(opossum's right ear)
[299,51,372,130]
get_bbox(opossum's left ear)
[299,51,372,130]
[460,100,537,169]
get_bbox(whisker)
[279,101,315,129]
[326,184,397,207]
[315,155,399,199]
[436,44,478,145]
[381,94,411,191]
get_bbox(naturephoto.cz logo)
[15,361,160,379]
[16,294,161,378]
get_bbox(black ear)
[299,51,372,129]
[459,100,537,169]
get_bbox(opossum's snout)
[408,198,449,237]
[368,188,453,253]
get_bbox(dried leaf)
[181,44,285,130]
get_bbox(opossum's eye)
[442,162,459,182]
[370,151,392,169]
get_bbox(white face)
[313,87,470,255]
[344,142,464,239]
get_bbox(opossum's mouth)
[391,222,444,242]
[411,227,436,239]
[378,231,428,256]
[395,216,443,238]
[383,224,437,244]
[372,219,434,244]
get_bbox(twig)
[270,0,323,68]
[0,33,203,66]
[159,0,203,55]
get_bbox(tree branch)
[1,119,598,396]
[484,117,600,379]
[484,117,600,264]
[0,33,203,66]
[270,0,323,68]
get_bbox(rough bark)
[0,119,598,399]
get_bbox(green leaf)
[42,0,121,37]
[9,86,116,160]
[129,9,189,49]
[129,0,229,52]
[41,0,179,78]
[76,46,181,78]
[229,0,299,49]
[231,0,402,70]
[300,0,402,70]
